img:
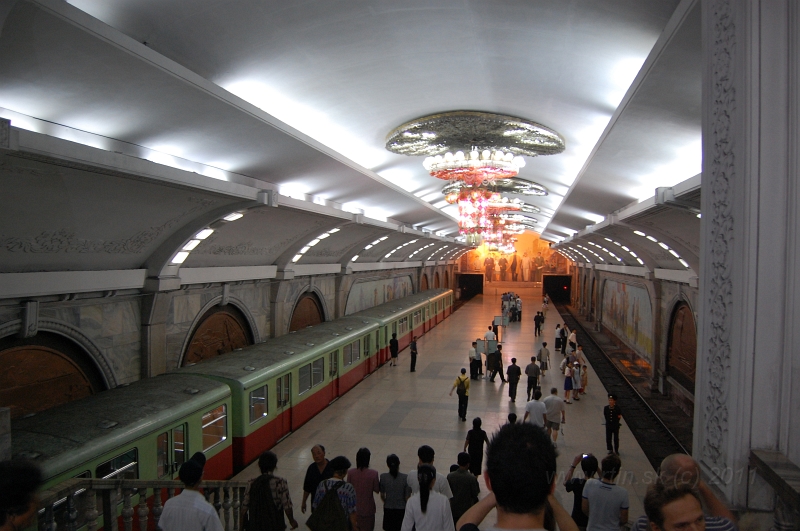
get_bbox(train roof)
[352,289,451,324]
[11,373,230,480]
[178,315,379,387]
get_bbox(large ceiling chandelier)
[385,111,565,186]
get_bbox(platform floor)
[233,288,656,529]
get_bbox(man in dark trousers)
[409,335,418,372]
[449,368,470,421]
[506,358,522,402]
[524,356,541,401]
[389,333,399,366]
[533,312,543,336]
[604,394,623,455]
[447,452,480,524]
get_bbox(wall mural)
[459,232,569,281]
[345,276,413,314]
[601,280,653,360]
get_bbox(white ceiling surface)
[0,0,704,243]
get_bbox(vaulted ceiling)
[0,0,702,279]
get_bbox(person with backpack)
[448,368,470,422]
[241,451,298,531]
[309,456,358,531]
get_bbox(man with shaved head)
[301,444,333,514]
[631,454,736,531]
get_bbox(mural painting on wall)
[601,280,654,360]
[345,276,413,314]
[459,232,569,280]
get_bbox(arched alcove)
[666,302,697,394]
[182,305,254,366]
[420,273,429,291]
[289,292,325,332]
[0,333,107,419]
[434,272,441,288]
[444,271,450,289]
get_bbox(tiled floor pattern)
[233,288,656,529]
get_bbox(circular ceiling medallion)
[386,111,566,157]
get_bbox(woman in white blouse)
[400,465,454,531]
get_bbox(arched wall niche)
[180,303,254,366]
[0,331,107,419]
[444,271,450,289]
[434,271,441,288]
[666,301,697,395]
[420,273,429,291]
[289,292,325,332]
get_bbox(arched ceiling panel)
[0,152,241,273]
[182,206,335,268]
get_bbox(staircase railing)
[36,479,249,531]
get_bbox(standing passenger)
[446,453,479,525]
[241,451,298,531]
[301,445,333,514]
[389,333,399,367]
[347,448,380,531]
[543,388,566,448]
[159,453,224,531]
[380,455,411,531]
[312,456,358,531]
[524,356,540,401]
[604,395,623,455]
[400,465,454,531]
[409,336,418,372]
[468,341,480,380]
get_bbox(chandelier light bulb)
[423,157,434,170]
[513,156,525,167]
[444,152,454,162]
[504,152,514,162]
[454,151,465,161]
[481,150,491,160]
[470,150,479,160]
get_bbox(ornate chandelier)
[456,189,492,236]
[422,149,525,185]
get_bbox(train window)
[364,334,370,356]
[312,358,324,386]
[96,449,139,480]
[202,405,228,451]
[398,316,409,335]
[413,311,421,327]
[353,339,361,360]
[249,385,268,424]
[157,425,187,477]
[392,322,397,336]
[299,364,312,394]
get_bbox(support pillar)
[697,0,800,510]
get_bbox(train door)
[382,326,388,363]
[156,423,187,479]
[275,374,292,439]
[329,350,340,399]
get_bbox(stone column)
[697,0,800,510]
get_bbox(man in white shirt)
[484,325,496,341]
[407,445,453,498]
[523,389,547,427]
[158,452,223,531]
[468,341,480,380]
[542,387,566,448]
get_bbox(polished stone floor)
[233,287,655,529]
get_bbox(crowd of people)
[0,295,740,531]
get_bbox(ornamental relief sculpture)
[702,0,735,470]
[0,197,215,254]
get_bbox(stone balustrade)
[36,479,249,531]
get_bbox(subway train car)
[11,374,233,489]
[357,289,453,364]
[11,289,454,485]
[179,315,380,470]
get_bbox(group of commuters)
[297,443,487,531]
[387,332,418,372]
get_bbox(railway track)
[556,305,687,471]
